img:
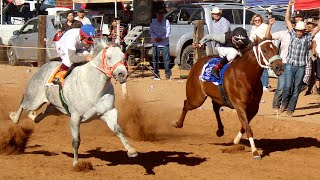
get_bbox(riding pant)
[215,47,240,62]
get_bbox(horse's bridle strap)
[97,48,125,78]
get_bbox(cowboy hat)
[294,21,306,30]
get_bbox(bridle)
[253,40,281,69]
[96,48,126,78]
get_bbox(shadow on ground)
[62,148,207,175]
[213,137,320,158]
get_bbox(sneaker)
[153,77,161,80]
[278,106,286,113]
[286,111,293,117]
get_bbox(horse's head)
[253,37,284,76]
[92,38,128,84]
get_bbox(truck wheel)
[7,47,18,66]
[180,45,194,70]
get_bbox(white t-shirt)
[272,30,290,63]
[249,23,268,41]
[75,16,91,25]
[56,28,88,67]
[314,32,320,57]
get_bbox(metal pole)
[242,0,246,29]
[115,0,117,18]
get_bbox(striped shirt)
[286,29,313,67]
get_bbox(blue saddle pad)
[200,57,230,85]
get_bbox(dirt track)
[0,64,320,179]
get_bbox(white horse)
[9,38,138,166]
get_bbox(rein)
[252,40,281,69]
[96,48,125,78]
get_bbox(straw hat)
[210,7,221,14]
[294,21,306,30]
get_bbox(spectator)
[75,9,91,25]
[265,17,290,111]
[304,18,317,95]
[108,18,126,51]
[210,7,230,34]
[210,7,230,52]
[313,29,320,94]
[149,8,171,80]
[278,0,320,117]
[61,11,82,33]
[249,14,269,93]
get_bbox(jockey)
[49,24,96,85]
[194,27,250,79]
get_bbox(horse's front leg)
[235,105,261,160]
[211,100,224,137]
[100,108,138,158]
[70,113,81,166]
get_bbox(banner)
[244,0,289,6]
[294,0,320,10]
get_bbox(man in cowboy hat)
[278,0,320,117]
[210,7,230,34]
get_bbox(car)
[7,15,60,66]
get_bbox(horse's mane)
[92,38,110,58]
[91,38,123,60]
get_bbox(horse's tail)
[9,95,24,124]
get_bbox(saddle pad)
[199,57,229,85]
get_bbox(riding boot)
[212,57,229,79]
[52,64,69,86]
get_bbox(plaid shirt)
[287,29,313,67]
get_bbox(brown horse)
[172,37,284,159]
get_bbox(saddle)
[46,64,68,87]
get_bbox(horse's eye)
[263,50,268,53]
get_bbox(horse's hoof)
[127,149,138,158]
[252,151,261,160]
[9,112,18,124]
[172,121,183,128]
[216,129,224,137]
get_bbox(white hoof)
[28,111,37,121]
[9,112,18,124]
[73,160,78,167]
[127,148,138,158]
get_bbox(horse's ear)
[253,36,263,46]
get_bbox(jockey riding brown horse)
[172,37,284,159]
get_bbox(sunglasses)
[212,13,220,16]
[254,19,261,22]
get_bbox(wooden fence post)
[193,20,205,63]
[38,15,46,67]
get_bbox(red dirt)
[0,64,320,179]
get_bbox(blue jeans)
[272,73,285,109]
[260,68,269,88]
[152,45,171,78]
[281,64,305,112]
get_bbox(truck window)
[221,9,234,24]
[237,9,256,24]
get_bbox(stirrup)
[52,78,63,87]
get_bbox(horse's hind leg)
[9,105,24,124]
[28,104,58,123]
[173,96,207,128]
[101,108,138,158]
[212,101,224,137]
